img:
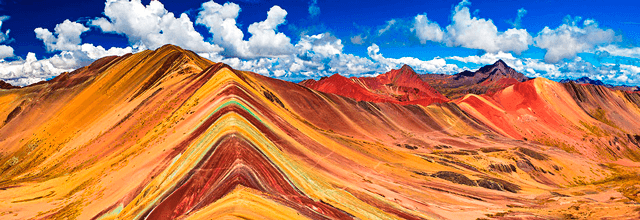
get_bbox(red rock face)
[300,64,449,105]
[0,80,18,89]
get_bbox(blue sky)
[0,0,638,86]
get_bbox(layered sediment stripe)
[95,67,423,219]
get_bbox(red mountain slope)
[300,64,449,105]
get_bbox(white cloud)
[446,52,563,78]
[80,44,132,60]
[297,33,343,57]
[245,6,294,57]
[595,45,640,59]
[199,32,383,80]
[205,33,376,79]
[196,1,293,58]
[0,45,13,59]
[0,43,133,87]
[445,51,640,86]
[534,16,616,63]
[412,0,532,55]
[35,20,89,52]
[0,51,89,86]
[618,64,640,85]
[0,11,135,86]
[413,14,444,43]
[444,0,532,54]
[368,43,460,74]
[0,15,14,59]
[448,52,519,65]
[91,0,221,53]
[195,1,243,56]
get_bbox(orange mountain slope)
[0,45,639,219]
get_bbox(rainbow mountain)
[0,45,640,219]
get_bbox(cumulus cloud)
[413,14,444,43]
[35,20,89,52]
[294,33,375,75]
[0,43,132,87]
[80,44,132,60]
[195,1,243,55]
[412,0,532,54]
[0,17,89,85]
[204,33,378,79]
[196,1,293,58]
[297,32,343,57]
[444,0,532,54]
[534,15,616,63]
[245,6,294,57]
[368,43,460,74]
[0,12,135,86]
[91,0,221,53]
[0,51,90,86]
[0,45,12,59]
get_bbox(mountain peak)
[400,64,414,71]
[478,59,510,73]
[380,64,419,81]
[494,59,508,68]
[474,59,528,82]
[156,44,186,53]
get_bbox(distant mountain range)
[301,60,639,103]
[561,76,640,92]
[560,76,605,86]
[300,64,449,106]
[421,59,530,99]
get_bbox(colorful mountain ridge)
[0,45,640,219]
[300,64,450,106]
